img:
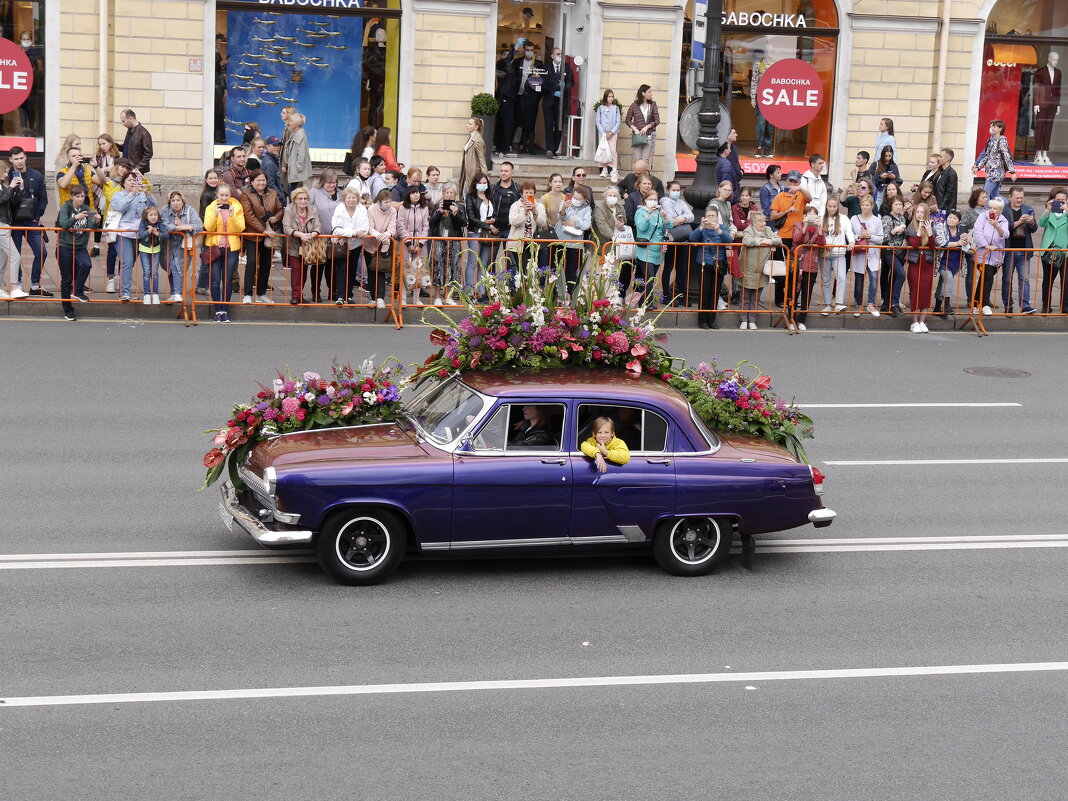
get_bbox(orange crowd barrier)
[962,247,1068,336]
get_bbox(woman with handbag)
[202,182,245,322]
[108,170,156,303]
[879,197,909,316]
[464,173,495,299]
[239,170,283,304]
[282,187,321,305]
[283,113,312,193]
[595,90,621,181]
[557,184,593,297]
[505,181,548,279]
[633,189,667,302]
[934,209,969,316]
[849,196,884,317]
[160,190,203,304]
[397,184,430,305]
[905,203,937,332]
[625,85,660,171]
[429,182,468,305]
[330,187,370,305]
[458,118,489,197]
[364,189,397,310]
[739,213,782,329]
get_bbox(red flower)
[495,341,508,350]
[753,375,772,391]
[592,349,603,359]
[482,307,495,317]
[225,428,244,448]
[203,449,225,469]
[626,359,642,374]
[296,409,306,421]
[497,324,509,336]
[761,409,772,417]
[477,326,490,335]
[661,373,672,381]
[362,382,372,392]
[503,315,514,324]
[439,368,449,377]
[471,351,482,369]
[429,328,451,346]
[630,343,649,358]
[736,398,750,409]
[451,358,461,368]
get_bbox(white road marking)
[825,458,1068,466]
[3,534,1068,571]
[3,662,1066,708]
[800,402,1022,408]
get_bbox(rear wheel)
[653,516,733,576]
[316,508,406,585]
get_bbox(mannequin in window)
[1034,52,1061,166]
[750,49,774,158]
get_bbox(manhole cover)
[963,367,1031,378]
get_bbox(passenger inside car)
[508,404,560,448]
[612,407,643,451]
[580,417,631,473]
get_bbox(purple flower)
[317,395,331,407]
[338,388,353,399]
[520,321,532,332]
[256,402,269,411]
[470,336,483,347]
[380,384,400,402]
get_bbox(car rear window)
[575,404,669,453]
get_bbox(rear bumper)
[808,507,837,528]
[219,481,314,547]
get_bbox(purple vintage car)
[219,369,835,584]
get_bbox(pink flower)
[341,402,354,415]
[303,372,320,383]
[626,359,642,374]
[630,343,649,358]
[605,331,629,354]
[281,397,301,418]
[753,375,772,391]
[213,431,227,447]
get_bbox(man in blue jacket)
[9,146,50,296]
[1003,186,1038,314]
[759,164,782,224]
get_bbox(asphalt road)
[2,318,1066,799]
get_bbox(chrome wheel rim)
[334,517,390,572]
[669,518,721,566]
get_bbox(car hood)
[247,422,429,473]
[717,432,797,463]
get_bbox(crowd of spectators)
[0,108,1066,328]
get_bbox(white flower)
[272,378,285,398]
[325,385,336,398]
[363,391,376,404]
[304,392,315,402]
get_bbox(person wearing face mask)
[632,190,667,303]
[511,41,545,155]
[1038,188,1068,313]
[659,181,694,306]
[542,48,573,158]
[506,180,547,276]
[464,173,495,299]
[594,185,627,253]
[556,184,592,296]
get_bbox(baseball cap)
[264,136,281,146]
[786,169,802,181]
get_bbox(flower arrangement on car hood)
[201,359,405,490]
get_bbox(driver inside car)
[509,405,557,448]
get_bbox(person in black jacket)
[542,47,573,157]
[0,158,27,299]
[429,182,468,305]
[9,146,49,296]
[934,148,959,212]
[465,172,494,298]
[494,46,519,156]
[509,405,557,448]
[489,162,520,244]
[511,41,544,155]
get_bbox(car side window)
[471,404,566,453]
[576,404,669,453]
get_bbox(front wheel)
[316,508,406,585]
[653,516,733,576]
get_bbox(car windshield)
[404,378,486,444]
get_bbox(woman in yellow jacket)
[580,417,631,473]
[203,182,245,322]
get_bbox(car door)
[451,401,573,549]
[568,402,676,544]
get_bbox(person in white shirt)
[818,195,855,312]
[800,153,828,215]
[329,187,370,304]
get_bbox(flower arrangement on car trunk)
[201,359,405,490]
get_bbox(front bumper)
[219,481,314,547]
[808,508,837,528]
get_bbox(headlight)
[264,466,277,497]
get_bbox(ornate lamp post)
[683,0,724,211]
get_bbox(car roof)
[460,369,691,412]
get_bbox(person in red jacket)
[792,205,826,331]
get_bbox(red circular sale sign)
[756,59,824,130]
[0,38,33,115]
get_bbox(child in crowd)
[580,417,631,473]
[56,184,101,320]
[137,205,169,304]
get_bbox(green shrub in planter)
[471,93,500,117]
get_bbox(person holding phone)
[107,170,155,302]
[971,196,1009,316]
[791,205,826,331]
[972,120,1016,200]
[1002,186,1038,314]
[429,182,468,306]
[203,183,246,321]
[56,184,100,319]
[1038,188,1068,313]
[904,203,937,332]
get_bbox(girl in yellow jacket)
[203,182,246,322]
[580,417,631,473]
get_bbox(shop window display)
[215,1,400,151]
[981,0,1068,176]
[0,1,45,150]
[679,0,837,175]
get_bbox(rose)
[203,449,225,469]
[439,369,448,377]
[661,373,672,381]
[497,325,509,336]
[296,409,306,421]
[451,358,461,368]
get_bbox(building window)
[980,0,1068,175]
[0,2,45,153]
[678,0,838,176]
[215,1,401,158]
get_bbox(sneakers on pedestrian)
[106,279,116,294]
[910,322,920,333]
[1022,305,1037,314]
[797,322,807,331]
[150,294,160,305]
[214,312,224,322]
[29,287,53,297]
[821,305,832,316]
[716,298,727,310]
[73,292,89,303]
[739,321,748,330]
[64,310,77,321]
[854,309,861,318]
[834,304,846,312]
[243,295,253,305]
[252,294,267,303]
[170,293,183,303]
[335,297,345,306]
[120,294,131,302]
[9,287,29,299]
[890,305,903,318]
[434,298,444,306]
[220,312,231,323]
[919,321,929,333]
[376,297,386,309]
[981,305,993,316]
[867,303,880,317]
[748,321,757,330]
[91,245,100,257]
[0,289,10,300]
[142,296,152,305]
[788,322,797,332]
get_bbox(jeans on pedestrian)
[106,241,118,280]
[139,251,161,295]
[117,235,138,297]
[12,224,45,287]
[754,108,773,153]
[244,239,274,298]
[983,179,1001,201]
[209,247,239,314]
[879,250,906,308]
[1001,250,1031,309]
[819,251,847,306]
[58,247,92,314]
[163,240,185,295]
[853,268,878,306]
[741,287,760,324]
[0,228,19,289]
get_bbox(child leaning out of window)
[580,417,631,473]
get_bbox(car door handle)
[541,457,567,465]
[647,458,672,465]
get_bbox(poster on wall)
[223,11,364,149]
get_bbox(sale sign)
[756,59,824,130]
[0,38,33,115]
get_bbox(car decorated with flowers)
[206,258,834,585]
